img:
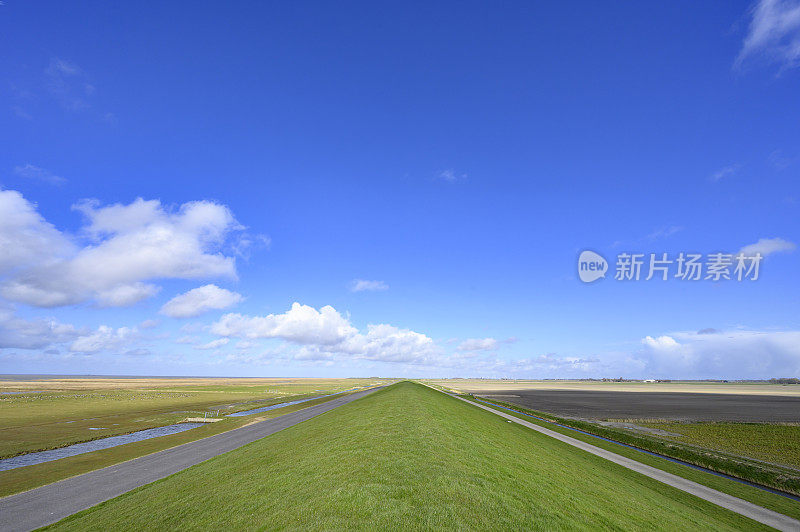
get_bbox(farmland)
[46,382,772,530]
[464,388,800,422]
[424,378,800,398]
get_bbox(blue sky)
[1,1,799,378]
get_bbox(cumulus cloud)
[13,164,66,185]
[642,335,681,350]
[0,306,79,349]
[736,0,800,71]
[458,338,499,351]
[639,328,800,379]
[344,324,438,363]
[194,338,229,350]
[739,237,796,257]
[70,325,137,354]
[211,302,441,365]
[0,190,245,307]
[0,190,74,277]
[349,279,389,292]
[211,303,358,345]
[160,284,243,318]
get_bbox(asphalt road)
[447,391,800,532]
[0,386,384,532]
[479,389,800,422]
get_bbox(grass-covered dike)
[47,381,767,531]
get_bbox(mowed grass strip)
[638,421,800,469]
[48,382,767,531]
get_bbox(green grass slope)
[639,421,800,469]
[48,382,768,531]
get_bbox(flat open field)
[425,379,800,397]
[471,389,800,422]
[47,382,768,530]
[0,376,387,459]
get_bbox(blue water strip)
[0,423,204,472]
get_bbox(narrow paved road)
[445,391,800,532]
[0,387,384,532]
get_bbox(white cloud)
[458,338,499,351]
[0,190,75,277]
[139,319,160,329]
[0,306,79,349]
[642,335,680,350]
[95,283,161,307]
[45,58,93,111]
[47,58,80,77]
[768,149,793,170]
[344,324,439,363]
[739,237,796,257]
[13,164,66,185]
[211,302,441,365]
[235,340,256,350]
[70,325,137,354]
[646,226,683,240]
[736,0,800,71]
[211,303,358,345]
[0,191,245,307]
[12,106,33,120]
[710,163,741,182]
[194,338,229,350]
[160,284,243,318]
[349,279,389,292]
[437,169,467,183]
[639,328,800,379]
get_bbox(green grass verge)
[48,382,767,531]
[0,392,354,497]
[637,421,800,470]
[465,395,800,521]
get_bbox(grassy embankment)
[49,382,770,530]
[460,394,800,520]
